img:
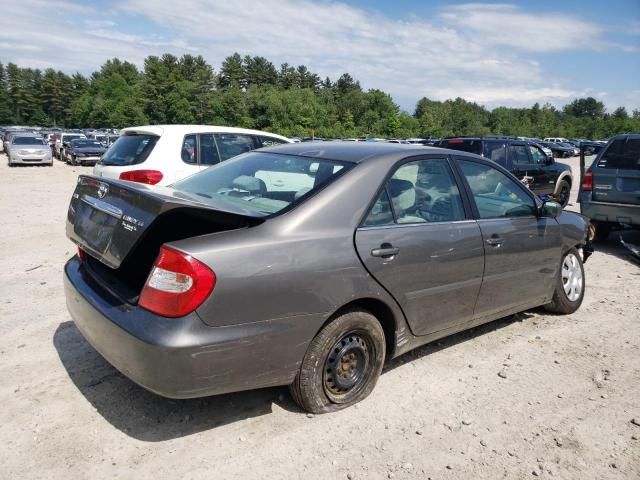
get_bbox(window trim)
[180,133,200,166]
[452,155,540,220]
[357,154,473,228]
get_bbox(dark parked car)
[437,137,574,206]
[538,141,575,159]
[66,139,107,166]
[580,134,640,241]
[64,143,592,413]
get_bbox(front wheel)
[289,309,386,414]
[556,180,571,208]
[544,248,585,314]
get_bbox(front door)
[355,157,485,336]
[456,158,562,318]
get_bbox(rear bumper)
[580,194,640,227]
[64,256,318,399]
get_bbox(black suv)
[437,137,574,207]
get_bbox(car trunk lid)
[66,175,262,302]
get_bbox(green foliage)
[0,55,638,139]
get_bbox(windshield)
[100,134,158,166]
[72,140,103,148]
[173,151,351,216]
[13,137,45,145]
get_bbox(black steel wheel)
[289,309,385,413]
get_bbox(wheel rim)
[323,331,374,404]
[559,185,570,207]
[562,253,583,302]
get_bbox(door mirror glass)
[540,200,562,218]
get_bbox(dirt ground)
[0,152,638,480]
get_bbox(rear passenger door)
[355,157,485,336]
[174,134,201,181]
[455,158,561,319]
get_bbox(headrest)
[232,175,266,194]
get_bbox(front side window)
[181,134,197,164]
[215,133,256,161]
[459,160,536,219]
[509,145,531,165]
[528,145,546,165]
[363,158,465,225]
[172,152,350,217]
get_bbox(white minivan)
[93,125,292,186]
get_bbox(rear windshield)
[172,151,351,217]
[443,139,482,155]
[597,138,640,170]
[100,134,158,166]
[12,137,45,145]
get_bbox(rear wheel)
[289,309,385,414]
[544,248,585,314]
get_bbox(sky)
[1,0,639,113]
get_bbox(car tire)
[556,179,571,208]
[543,248,585,314]
[289,309,386,414]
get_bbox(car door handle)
[371,244,400,258]
[485,237,503,247]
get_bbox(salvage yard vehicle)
[7,135,52,166]
[437,137,574,207]
[55,133,86,160]
[64,143,593,414]
[92,125,292,186]
[65,139,107,166]
[538,141,575,159]
[580,133,640,241]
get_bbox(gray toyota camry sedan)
[64,142,593,413]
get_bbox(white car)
[92,125,292,186]
[543,137,570,144]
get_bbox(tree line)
[0,53,638,139]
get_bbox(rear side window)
[181,135,197,164]
[199,134,221,165]
[215,133,256,161]
[597,138,640,170]
[483,141,507,165]
[100,134,158,166]
[444,139,482,155]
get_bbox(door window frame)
[451,155,541,220]
[358,154,475,228]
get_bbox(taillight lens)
[139,246,216,318]
[582,168,593,192]
[77,246,85,261]
[119,170,164,185]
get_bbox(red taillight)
[139,246,216,318]
[77,246,85,261]
[582,168,593,192]
[119,170,164,185]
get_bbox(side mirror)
[545,155,554,165]
[540,200,562,218]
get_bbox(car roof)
[120,124,291,142]
[258,141,464,163]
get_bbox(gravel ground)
[0,153,638,480]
